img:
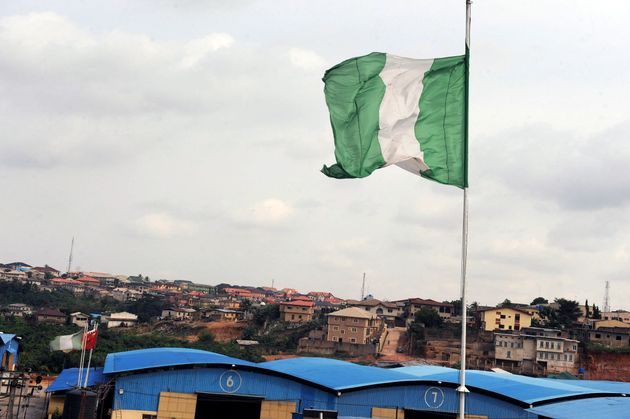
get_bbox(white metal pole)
[77,322,88,387]
[457,2,472,419]
[83,323,97,388]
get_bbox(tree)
[500,299,513,308]
[530,297,548,305]
[414,307,443,328]
[585,299,590,319]
[592,304,602,319]
[555,298,582,328]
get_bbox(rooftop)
[328,306,377,319]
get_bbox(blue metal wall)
[114,368,336,412]
[113,367,536,419]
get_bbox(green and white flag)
[322,52,468,188]
[50,331,83,352]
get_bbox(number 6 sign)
[219,370,242,393]
[423,387,445,408]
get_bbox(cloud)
[251,198,294,224]
[134,213,196,238]
[288,47,326,70]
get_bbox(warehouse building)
[49,347,630,419]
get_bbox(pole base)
[456,385,470,393]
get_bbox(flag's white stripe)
[377,54,434,174]
[59,334,74,350]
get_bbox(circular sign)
[423,387,445,409]
[219,370,242,393]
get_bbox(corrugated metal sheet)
[397,366,622,405]
[47,368,107,393]
[104,347,255,374]
[259,357,420,391]
[527,396,630,419]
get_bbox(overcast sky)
[1,0,629,308]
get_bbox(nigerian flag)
[50,331,83,352]
[321,52,468,188]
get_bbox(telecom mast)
[67,237,74,274]
[604,281,611,313]
[360,273,366,300]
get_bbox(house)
[601,310,630,323]
[80,272,117,287]
[112,287,142,302]
[31,265,61,279]
[326,307,383,344]
[478,307,532,331]
[50,278,85,294]
[594,319,630,330]
[36,308,67,324]
[75,276,101,287]
[0,269,28,282]
[494,328,579,374]
[307,291,333,302]
[102,312,138,328]
[4,262,32,271]
[589,327,630,348]
[402,298,454,322]
[202,308,242,322]
[346,299,401,326]
[161,307,197,321]
[70,312,89,327]
[0,333,20,371]
[279,300,315,323]
[5,303,33,317]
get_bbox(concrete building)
[403,298,454,322]
[478,307,533,331]
[589,327,630,348]
[279,300,314,323]
[161,307,197,321]
[5,303,33,317]
[326,306,382,344]
[495,327,579,374]
[70,312,89,327]
[102,312,138,328]
[602,310,630,323]
[346,299,401,326]
[36,307,67,324]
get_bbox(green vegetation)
[413,307,443,328]
[586,342,630,354]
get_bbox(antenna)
[271,278,275,289]
[360,273,366,300]
[67,236,75,274]
[604,281,610,313]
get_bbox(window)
[595,334,601,339]
[350,338,356,343]
[508,325,513,330]
[500,315,506,319]
[499,324,505,329]
[142,415,157,419]
[341,329,345,334]
[573,345,577,350]
[506,351,511,359]
[353,318,359,323]
[564,354,567,361]
[539,341,544,348]
[510,342,514,348]
[569,354,573,361]
[333,326,339,331]
[351,327,357,332]
[616,336,622,341]
[515,314,520,321]
[332,336,338,342]
[545,342,550,349]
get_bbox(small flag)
[83,329,98,350]
[49,331,84,352]
[322,52,468,188]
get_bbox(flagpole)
[83,323,98,388]
[77,322,88,388]
[457,2,472,419]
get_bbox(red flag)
[83,329,98,350]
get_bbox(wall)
[584,352,630,381]
[298,338,377,356]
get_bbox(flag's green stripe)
[416,55,468,188]
[321,52,387,178]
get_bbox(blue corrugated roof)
[0,333,17,345]
[259,357,421,391]
[397,366,622,405]
[103,347,255,374]
[543,378,630,394]
[47,368,107,393]
[527,396,630,419]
